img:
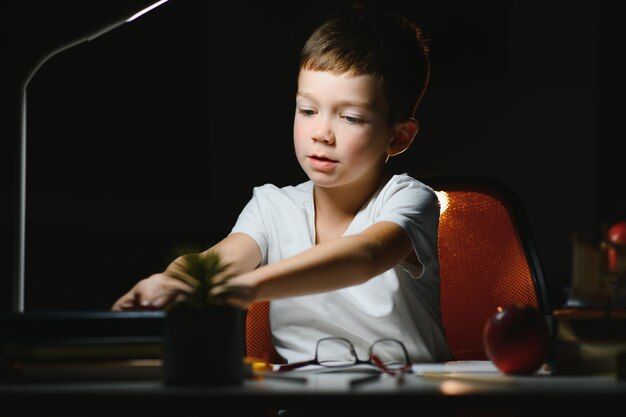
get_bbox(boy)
[112,3,452,364]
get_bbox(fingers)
[151,290,187,308]
[111,292,136,311]
[112,262,256,312]
[138,274,195,308]
[210,291,251,310]
[210,270,234,286]
[111,274,196,311]
[210,282,258,310]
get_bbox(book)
[552,308,626,377]
[0,310,164,361]
[2,336,162,362]
[0,311,165,382]
[0,358,163,382]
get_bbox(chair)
[245,300,283,363]
[417,174,551,360]
[244,175,551,363]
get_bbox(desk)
[1,371,625,417]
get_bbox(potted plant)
[162,250,245,385]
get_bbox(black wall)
[1,1,624,312]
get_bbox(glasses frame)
[277,336,413,376]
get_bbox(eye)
[343,115,365,124]
[297,107,316,117]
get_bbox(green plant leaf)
[166,250,227,311]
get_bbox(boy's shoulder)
[387,173,437,196]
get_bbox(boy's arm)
[210,221,415,309]
[204,232,263,277]
[111,233,261,311]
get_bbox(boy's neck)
[313,171,392,217]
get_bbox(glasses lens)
[316,338,357,367]
[370,339,409,370]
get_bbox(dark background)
[1,1,624,313]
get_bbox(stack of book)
[553,232,626,377]
[552,308,626,378]
[0,311,165,382]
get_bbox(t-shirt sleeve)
[376,176,440,280]
[230,188,269,265]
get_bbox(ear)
[387,118,419,157]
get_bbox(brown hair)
[300,3,430,123]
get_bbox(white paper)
[412,360,499,375]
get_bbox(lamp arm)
[15,0,169,313]
[17,35,97,313]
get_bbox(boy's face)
[294,69,395,189]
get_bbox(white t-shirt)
[231,173,452,363]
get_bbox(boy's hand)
[111,273,194,311]
[209,277,260,310]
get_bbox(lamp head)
[127,0,169,22]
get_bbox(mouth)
[309,154,338,163]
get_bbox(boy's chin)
[306,173,339,188]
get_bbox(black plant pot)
[163,305,245,385]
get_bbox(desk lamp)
[15,0,170,313]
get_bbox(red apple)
[483,304,550,375]
[607,221,626,246]
[607,221,626,272]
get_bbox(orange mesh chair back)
[421,175,550,360]
[244,175,550,363]
[245,300,282,364]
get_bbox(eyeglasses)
[276,337,413,377]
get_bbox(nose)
[311,116,335,144]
